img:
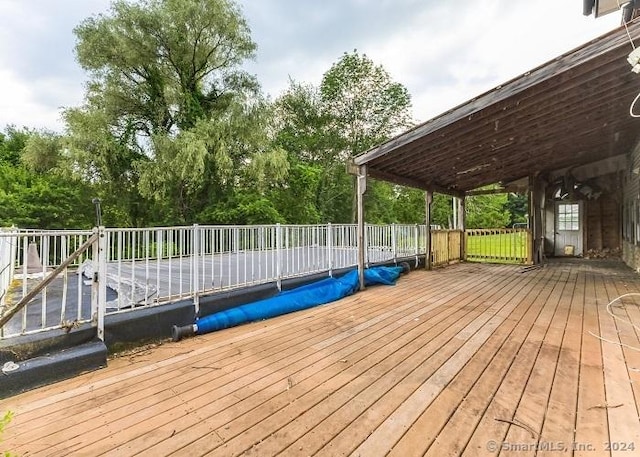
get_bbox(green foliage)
[0,410,15,457]
[388,190,453,227]
[320,50,413,156]
[0,163,95,229]
[0,127,97,229]
[272,81,331,165]
[74,0,257,135]
[0,126,29,166]
[274,51,414,224]
[269,162,322,224]
[137,100,288,223]
[66,0,283,225]
[318,51,413,223]
[63,106,150,226]
[504,193,528,226]
[465,193,511,229]
[2,9,529,231]
[198,193,285,225]
[21,132,64,173]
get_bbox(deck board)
[394,261,557,456]
[537,267,584,457]
[452,267,563,456]
[2,260,640,457]
[499,268,574,457]
[596,272,640,457]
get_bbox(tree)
[63,107,151,226]
[272,81,351,223]
[465,193,511,229]
[0,127,95,229]
[504,193,528,227]
[74,0,257,136]
[268,161,322,224]
[273,52,414,224]
[320,51,413,223]
[135,99,288,223]
[0,126,29,166]
[21,131,65,173]
[320,51,413,158]
[69,0,285,225]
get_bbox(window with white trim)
[557,203,579,231]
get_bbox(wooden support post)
[528,176,536,264]
[452,197,458,230]
[538,180,547,264]
[528,175,544,265]
[459,195,466,260]
[357,166,367,290]
[425,190,433,270]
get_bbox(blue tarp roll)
[195,266,405,334]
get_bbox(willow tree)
[67,0,287,224]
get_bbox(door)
[554,202,583,256]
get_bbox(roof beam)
[548,153,628,181]
[367,168,465,198]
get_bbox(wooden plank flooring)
[2,259,640,456]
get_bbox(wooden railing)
[464,228,532,264]
[431,230,463,267]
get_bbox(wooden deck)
[2,260,640,456]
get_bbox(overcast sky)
[0,0,622,132]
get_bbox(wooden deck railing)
[464,228,532,264]
[431,230,463,267]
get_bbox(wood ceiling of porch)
[354,20,640,195]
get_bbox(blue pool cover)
[194,266,406,335]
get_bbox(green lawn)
[465,231,530,264]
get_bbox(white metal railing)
[0,227,18,309]
[0,228,96,338]
[0,223,433,340]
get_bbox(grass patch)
[465,231,529,264]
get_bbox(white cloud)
[0,70,64,130]
[346,1,622,121]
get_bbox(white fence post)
[414,224,420,267]
[192,224,200,315]
[327,223,333,276]
[97,226,107,341]
[276,223,282,291]
[9,227,17,288]
[391,223,397,263]
[364,224,370,268]
[91,227,99,324]
[0,227,17,308]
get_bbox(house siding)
[623,139,640,272]
[586,195,620,251]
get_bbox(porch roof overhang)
[353,20,640,197]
